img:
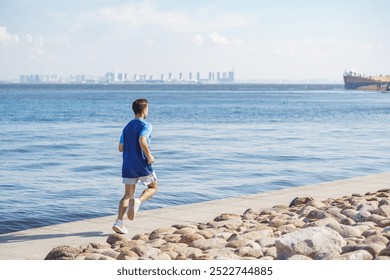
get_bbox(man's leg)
[117,184,136,220]
[140,181,158,202]
[127,181,158,220]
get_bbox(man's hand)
[147,154,155,164]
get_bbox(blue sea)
[1,83,390,235]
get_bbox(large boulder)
[275,226,346,260]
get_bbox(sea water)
[1,83,390,234]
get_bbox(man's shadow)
[0,231,110,243]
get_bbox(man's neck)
[135,114,144,119]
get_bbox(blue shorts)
[122,171,157,186]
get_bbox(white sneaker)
[112,221,128,234]
[127,197,141,220]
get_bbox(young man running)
[112,99,158,234]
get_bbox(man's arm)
[118,143,124,152]
[139,136,154,164]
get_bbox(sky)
[0,0,389,81]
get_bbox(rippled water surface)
[1,84,390,234]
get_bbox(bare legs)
[116,184,135,221]
[116,181,158,221]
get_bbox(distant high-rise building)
[196,72,200,82]
[228,71,234,82]
[189,72,193,80]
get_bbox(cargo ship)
[343,69,390,90]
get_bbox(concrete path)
[1,171,389,260]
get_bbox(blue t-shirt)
[120,118,153,178]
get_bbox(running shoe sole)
[127,197,140,221]
[112,224,128,234]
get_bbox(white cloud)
[209,32,229,45]
[0,26,19,45]
[192,34,204,46]
[209,32,244,46]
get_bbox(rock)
[366,214,386,224]
[339,250,374,260]
[106,234,127,245]
[242,229,273,240]
[204,248,235,259]
[151,227,177,235]
[131,245,154,257]
[214,213,241,221]
[154,252,172,260]
[163,234,182,243]
[81,242,111,251]
[45,245,81,260]
[172,224,198,230]
[357,202,378,213]
[364,234,389,245]
[263,247,277,259]
[185,247,203,259]
[303,217,340,228]
[117,248,139,260]
[339,217,355,226]
[120,240,145,249]
[84,253,114,260]
[275,227,346,260]
[326,224,362,238]
[179,233,205,244]
[101,249,120,259]
[289,196,314,207]
[378,219,390,227]
[342,243,386,257]
[258,237,276,248]
[307,200,326,209]
[341,209,358,220]
[174,227,197,235]
[160,243,188,254]
[235,247,263,258]
[379,244,390,256]
[198,230,215,239]
[226,239,251,248]
[353,211,371,222]
[132,234,149,241]
[269,217,287,228]
[190,238,227,250]
[277,224,297,235]
[377,205,390,217]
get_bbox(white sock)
[116,219,123,225]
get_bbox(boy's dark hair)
[132,99,148,114]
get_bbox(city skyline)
[17,69,235,84]
[1,0,390,82]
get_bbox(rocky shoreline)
[45,188,390,260]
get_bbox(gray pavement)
[1,171,389,260]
